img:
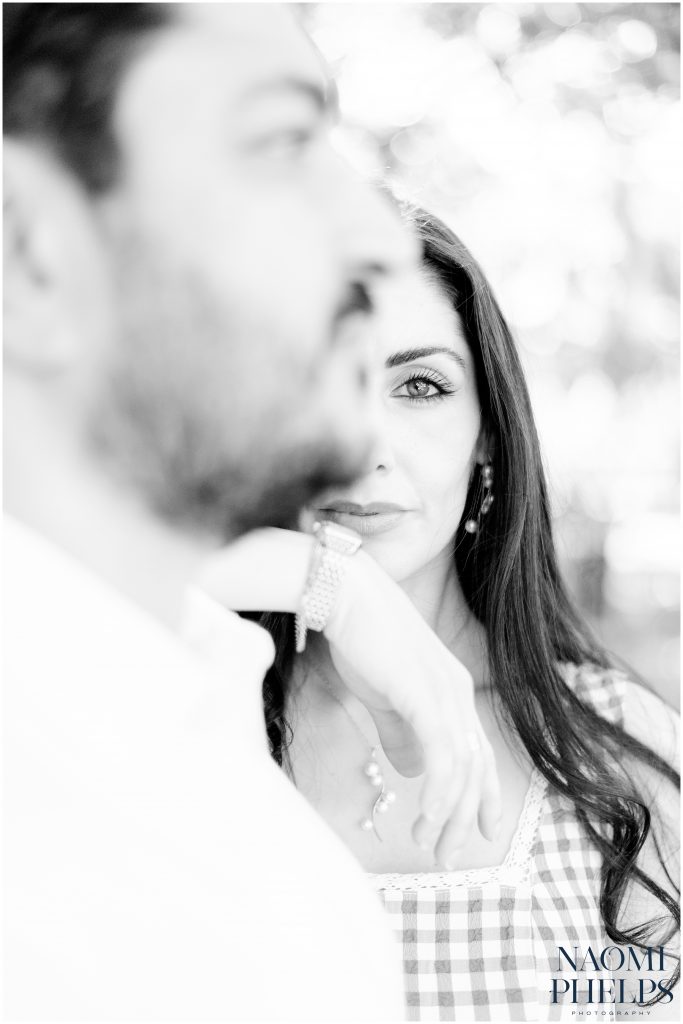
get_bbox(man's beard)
[87,243,370,541]
[185,439,370,539]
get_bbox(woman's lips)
[320,501,406,515]
[317,502,410,536]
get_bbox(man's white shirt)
[3,517,405,1021]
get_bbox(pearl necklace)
[310,658,397,840]
[357,744,397,838]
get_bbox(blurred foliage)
[305,3,680,704]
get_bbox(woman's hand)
[325,549,502,867]
[194,527,502,867]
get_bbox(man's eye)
[253,126,318,158]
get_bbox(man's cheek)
[223,192,338,299]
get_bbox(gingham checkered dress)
[368,664,663,1022]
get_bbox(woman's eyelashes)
[391,367,458,405]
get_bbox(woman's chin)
[357,540,417,583]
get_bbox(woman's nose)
[365,434,395,475]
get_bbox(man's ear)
[4,138,102,375]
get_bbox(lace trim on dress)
[368,766,548,891]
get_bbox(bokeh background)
[303,2,680,707]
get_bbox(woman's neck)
[396,551,488,685]
[397,551,465,632]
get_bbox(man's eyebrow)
[386,347,468,372]
[241,75,339,116]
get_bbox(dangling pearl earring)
[465,462,494,534]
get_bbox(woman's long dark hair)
[245,209,679,1001]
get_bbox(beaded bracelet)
[294,520,362,653]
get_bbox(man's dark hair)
[3,3,172,191]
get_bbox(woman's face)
[313,268,486,583]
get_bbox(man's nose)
[329,159,420,281]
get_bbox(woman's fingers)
[410,684,472,852]
[412,737,457,851]
[410,708,500,866]
[434,750,483,868]
[413,730,479,866]
[370,708,425,777]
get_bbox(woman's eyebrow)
[385,346,467,371]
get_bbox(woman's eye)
[404,378,439,398]
[393,373,454,403]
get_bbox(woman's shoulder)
[558,660,679,767]
[561,663,679,906]
[620,677,679,772]
[558,660,627,724]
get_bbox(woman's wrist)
[322,546,367,645]
[295,522,363,652]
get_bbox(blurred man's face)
[87,4,414,536]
